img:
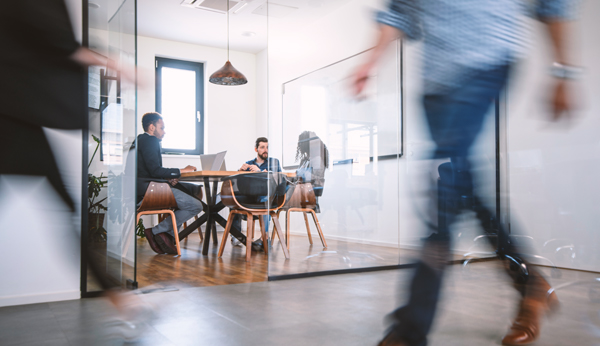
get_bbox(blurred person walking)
[353,0,579,345]
[0,0,149,339]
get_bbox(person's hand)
[240,163,249,171]
[352,62,373,98]
[168,178,179,186]
[181,165,196,173]
[248,165,261,172]
[550,79,574,121]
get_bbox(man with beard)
[227,137,281,250]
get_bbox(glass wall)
[267,2,404,277]
[86,0,137,292]
[266,0,500,278]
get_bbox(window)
[155,57,204,155]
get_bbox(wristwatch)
[550,62,582,80]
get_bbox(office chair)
[218,172,290,261]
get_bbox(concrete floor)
[2,261,600,345]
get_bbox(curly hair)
[295,131,329,169]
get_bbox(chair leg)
[271,212,290,259]
[258,216,268,253]
[194,216,203,241]
[246,213,254,262]
[217,213,235,258]
[168,210,181,255]
[286,210,291,250]
[309,210,327,248]
[303,212,313,245]
[271,210,281,243]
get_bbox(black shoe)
[144,228,164,254]
[251,239,264,252]
[155,233,178,254]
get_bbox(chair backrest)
[284,182,317,209]
[137,182,177,212]
[221,172,288,211]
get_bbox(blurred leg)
[383,65,544,345]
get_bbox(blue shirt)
[377,0,577,93]
[242,157,282,172]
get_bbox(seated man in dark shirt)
[137,112,203,254]
[229,137,281,250]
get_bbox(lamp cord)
[227,0,229,61]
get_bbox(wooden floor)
[136,229,268,289]
[86,226,420,292]
[133,226,421,289]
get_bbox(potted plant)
[88,135,146,242]
[88,135,107,242]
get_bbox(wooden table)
[178,171,295,256]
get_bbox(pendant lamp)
[209,0,248,85]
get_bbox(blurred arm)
[537,0,580,120]
[353,25,403,96]
[353,0,421,96]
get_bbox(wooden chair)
[272,182,327,249]
[218,172,290,261]
[159,183,204,242]
[136,182,182,255]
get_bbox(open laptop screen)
[200,151,227,171]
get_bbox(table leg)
[178,213,207,240]
[202,177,212,255]
[211,181,219,245]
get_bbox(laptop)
[200,151,227,171]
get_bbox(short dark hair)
[142,112,163,132]
[255,137,268,148]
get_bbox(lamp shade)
[209,61,248,86]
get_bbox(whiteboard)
[281,40,402,169]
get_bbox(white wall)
[0,0,84,307]
[506,0,600,271]
[136,36,258,171]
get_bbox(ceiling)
[88,0,352,54]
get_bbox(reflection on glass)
[91,0,136,290]
[270,41,402,277]
[160,67,197,150]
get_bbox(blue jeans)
[388,65,540,346]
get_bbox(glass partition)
[86,0,137,292]
[268,23,403,277]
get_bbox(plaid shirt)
[377,0,577,93]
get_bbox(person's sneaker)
[231,236,242,247]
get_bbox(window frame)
[155,57,204,155]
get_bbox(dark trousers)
[389,65,540,346]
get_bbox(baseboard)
[0,290,80,307]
